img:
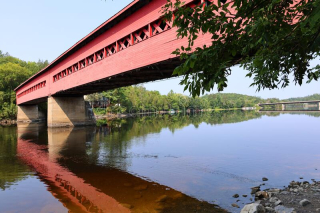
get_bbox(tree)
[163,0,320,97]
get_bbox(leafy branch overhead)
[162,0,320,97]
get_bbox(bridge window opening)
[159,21,167,31]
[62,70,67,77]
[140,31,146,40]
[67,67,72,75]
[80,60,86,69]
[152,25,156,35]
[96,49,104,61]
[18,80,46,97]
[74,64,78,72]
[110,46,115,54]
[87,55,94,65]
[124,39,129,47]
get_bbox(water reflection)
[0,125,28,190]
[1,110,320,212]
[16,121,225,213]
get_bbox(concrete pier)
[47,96,95,127]
[17,105,45,123]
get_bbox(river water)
[0,110,320,213]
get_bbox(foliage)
[0,126,29,190]
[0,51,48,119]
[162,0,320,97]
[282,93,320,102]
[86,85,320,113]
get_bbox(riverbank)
[239,179,320,212]
[0,119,16,126]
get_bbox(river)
[0,110,320,213]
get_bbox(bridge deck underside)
[54,57,181,96]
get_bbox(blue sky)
[1,0,318,99]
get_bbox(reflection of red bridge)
[17,139,130,213]
[14,0,212,127]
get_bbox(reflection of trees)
[0,126,29,190]
[88,111,265,169]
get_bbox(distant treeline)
[0,50,48,119]
[85,86,319,114]
[282,94,320,102]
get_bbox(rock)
[243,194,248,197]
[255,191,269,199]
[262,177,269,181]
[240,203,266,213]
[316,208,320,212]
[232,203,240,208]
[280,191,289,195]
[121,203,133,209]
[251,187,261,194]
[265,207,275,213]
[274,205,295,213]
[268,188,280,194]
[274,200,282,206]
[133,184,148,191]
[300,177,303,179]
[303,181,309,185]
[299,199,311,207]
[233,193,240,198]
[269,197,279,203]
[156,195,168,203]
[290,181,298,186]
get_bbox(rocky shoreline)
[238,179,320,213]
[0,119,16,126]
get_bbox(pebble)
[262,177,268,181]
[280,191,289,195]
[269,197,279,203]
[251,186,260,194]
[274,205,295,213]
[274,200,282,206]
[242,194,248,197]
[255,191,269,199]
[299,199,311,207]
[240,203,265,213]
[265,207,275,213]
[232,203,240,208]
[233,193,239,198]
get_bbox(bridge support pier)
[47,96,95,127]
[17,105,45,123]
[282,104,285,111]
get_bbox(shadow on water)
[16,121,226,213]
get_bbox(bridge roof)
[259,100,320,105]
[15,0,150,91]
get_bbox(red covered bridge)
[15,0,212,127]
